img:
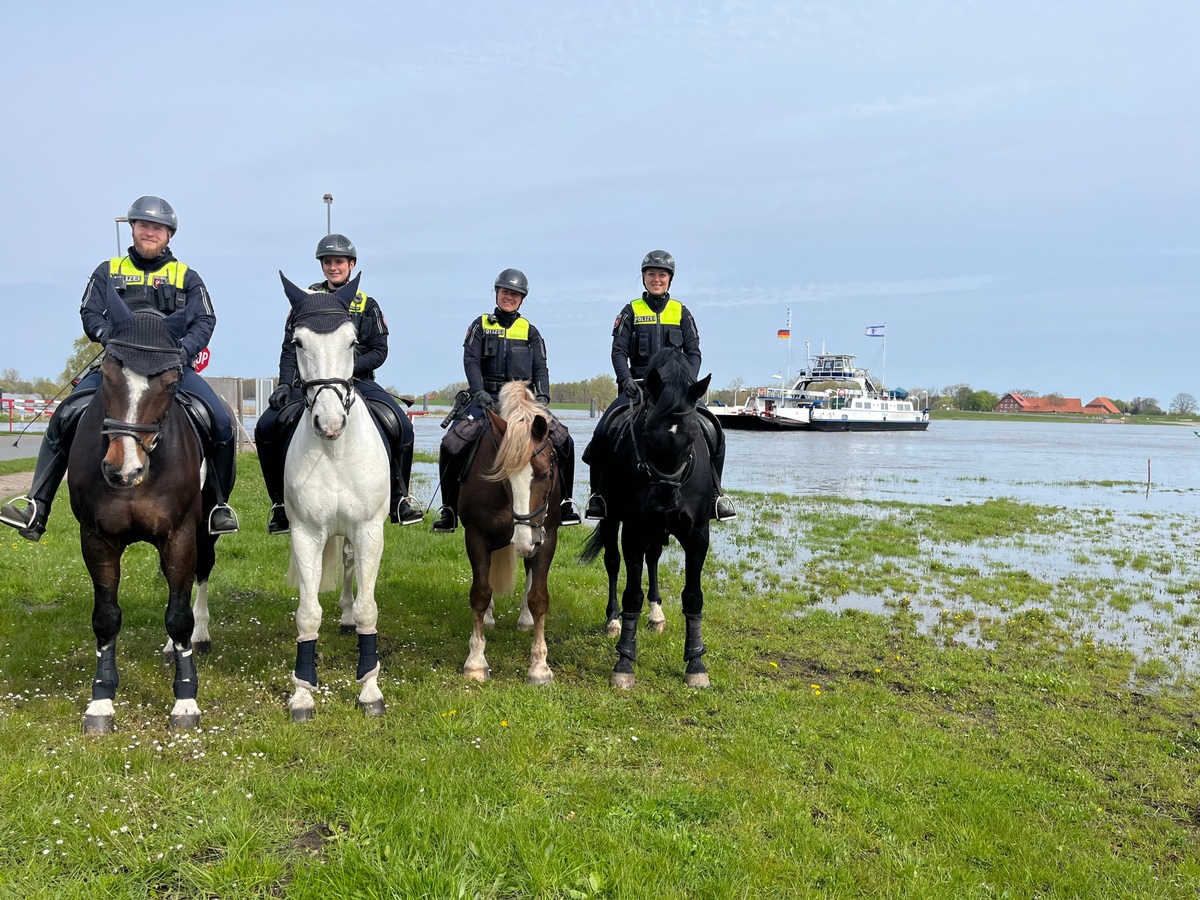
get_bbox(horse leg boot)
[169,644,201,730]
[433,445,461,533]
[698,411,736,522]
[683,612,711,688]
[611,612,639,689]
[356,632,385,717]
[0,389,91,541]
[83,641,119,734]
[289,638,318,722]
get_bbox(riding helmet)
[494,268,529,297]
[641,249,675,276]
[127,196,178,234]
[316,233,357,261]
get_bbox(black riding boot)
[554,428,581,526]
[699,413,736,522]
[583,434,606,521]
[207,438,240,535]
[390,441,423,526]
[259,401,303,535]
[0,391,90,542]
[433,445,460,533]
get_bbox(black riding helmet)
[494,268,529,297]
[641,249,674,289]
[316,233,357,261]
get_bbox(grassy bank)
[1,459,1199,898]
[931,409,1200,426]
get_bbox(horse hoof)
[170,712,201,730]
[358,699,386,717]
[526,671,554,686]
[685,672,711,688]
[649,620,666,634]
[193,641,212,655]
[290,706,315,723]
[605,620,620,638]
[516,620,534,633]
[83,714,115,735]
[463,667,491,683]
[339,624,356,635]
[610,672,636,690]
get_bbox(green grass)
[1,457,1200,897]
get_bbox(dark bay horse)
[68,282,219,733]
[581,346,715,689]
[459,381,563,684]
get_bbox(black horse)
[581,347,715,688]
[68,280,219,733]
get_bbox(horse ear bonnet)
[105,312,185,376]
[281,270,359,334]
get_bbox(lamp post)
[114,216,128,255]
[323,193,333,233]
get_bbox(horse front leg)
[289,529,325,722]
[160,535,215,661]
[524,538,556,685]
[350,527,385,717]
[603,521,621,637]
[81,530,122,734]
[646,538,666,633]
[162,528,201,730]
[679,527,711,688]
[463,536,493,682]
[612,529,647,689]
[338,538,356,634]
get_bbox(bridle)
[300,376,357,414]
[510,432,556,539]
[99,340,182,455]
[629,398,696,490]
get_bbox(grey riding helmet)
[127,196,178,234]
[316,233,357,261]
[494,268,529,296]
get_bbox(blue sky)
[2,1,1195,404]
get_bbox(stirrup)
[559,498,582,527]
[268,503,290,536]
[0,495,37,530]
[584,493,606,521]
[394,496,424,526]
[714,495,737,522]
[208,504,240,535]
[432,506,457,534]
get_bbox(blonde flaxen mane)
[485,382,545,482]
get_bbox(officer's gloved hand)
[472,390,494,409]
[621,379,641,401]
[268,385,293,411]
[535,394,551,407]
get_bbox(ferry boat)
[711,352,930,432]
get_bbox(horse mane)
[646,347,696,415]
[486,382,544,482]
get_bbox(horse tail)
[285,535,344,592]
[490,544,517,595]
[579,518,616,564]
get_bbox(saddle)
[174,391,214,448]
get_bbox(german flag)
[777,329,790,338]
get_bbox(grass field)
[1,455,1199,898]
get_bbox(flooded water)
[412,411,1200,514]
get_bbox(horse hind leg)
[646,542,666,634]
[603,520,621,637]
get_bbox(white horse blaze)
[509,463,538,557]
[116,372,152,481]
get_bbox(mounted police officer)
[0,196,239,541]
[583,249,736,522]
[432,268,582,533]
[254,233,421,535]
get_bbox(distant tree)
[1111,399,1129,413]
[1043,392,1063,400]
[1128,396,1163,415]
[953,385,974,411]
[967,390,1000,412]
[1007,388,1040,398]
[1169,392,1198,415]
[58,335,104,393]
[0,368,20,391]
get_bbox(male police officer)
[432,268,581,533]
[0,196,239,540]
[254,233,421,534]
[583,249,735,522]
